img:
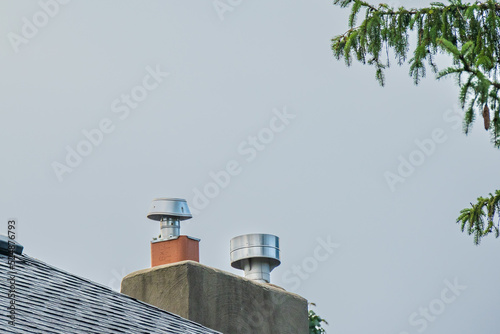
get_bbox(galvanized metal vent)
[147,198,192,240]
[230,233,280,283]
[0,235,23,255]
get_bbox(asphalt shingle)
[0,252,221,334]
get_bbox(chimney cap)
[230,233,280,270]
[147,198,192,221]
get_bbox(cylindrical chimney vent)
[230,233,280,283]
[147,198,192,240]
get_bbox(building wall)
[121,261,308,334]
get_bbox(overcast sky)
[1,1,500,333]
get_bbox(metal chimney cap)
[147,198,192,221]
[230,233,281,270]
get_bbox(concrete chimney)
[121,200,308,333]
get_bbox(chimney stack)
[147,198,200,267]
[121,199,308,333]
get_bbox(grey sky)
[1,1,500,333]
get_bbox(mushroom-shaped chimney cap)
[147,198,192,221]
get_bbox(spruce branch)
[332,0,500,245]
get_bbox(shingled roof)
[0,250,220,334]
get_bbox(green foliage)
[332,0,500,245]
[457,190,500,245]
[332,0,500,147]
[309,303,328,334]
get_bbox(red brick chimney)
[147,198,199,267]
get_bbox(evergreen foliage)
[457,190,500,244]
[332,0,500,245]
[309,303,328,333]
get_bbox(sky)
[1,1,500,333]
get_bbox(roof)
[0,251,220,334]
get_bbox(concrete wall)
[121,261,308,334]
